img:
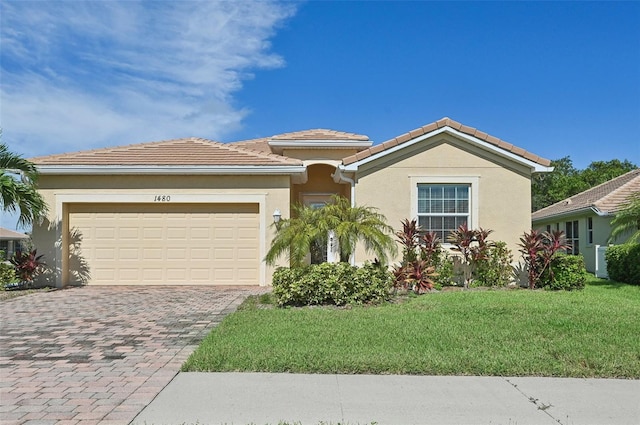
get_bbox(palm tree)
[265,195,397,267]
[0,142,48,228]
[322,195,397,263]
[608,192,640,244]
[264,202,324,267]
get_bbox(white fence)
[594,245,609,279]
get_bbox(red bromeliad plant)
[518,230,571,289]
[447,223,494,288]
[10,249,46,287]
[396,218,421,264]
[392,259,437,294]
[404,260,437,293]
[393,219,440,294]
[419,231,441,266]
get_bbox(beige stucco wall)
[31,174,291,287]
[352,134,533,265]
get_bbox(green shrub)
[539,254,588,290]
[605,244,640,285]
[272,262,393,307]
[0,262,17,287]
[431,251,455,287]
[473,241,514,287]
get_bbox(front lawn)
[183,277,640,378]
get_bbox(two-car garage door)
[68,203,259,285]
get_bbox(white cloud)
[0,0,297,158]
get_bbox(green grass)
[183,277,640,378]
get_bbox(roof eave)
[532,206,612,223]
[341,127,551,172]
[36,165,307,176]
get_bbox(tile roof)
[230,129,371,154]
[229,137,274,154]
[0,227,29,240]
[341,117,552,167]
[532,168,640,220]
[30,138,302,166]
[270,129,370,141]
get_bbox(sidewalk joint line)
[502,377,564,425]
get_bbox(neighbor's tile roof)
[0,227,29,240]
[532,168,640,220]
[230,129,371,154]
[30,138,302,166]
[342,117,552,167]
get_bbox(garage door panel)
[116,248,138,260]
[214,248,235,260]
[68,203,259,285]
[118,227,140,239]
[142,248,163,260]
[167,227,187,239]
[189,248,211,259]
[238,248,258,259]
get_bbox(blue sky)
[1,1,639,230]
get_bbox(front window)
[565,220,579,255]
[587,217,593,245]
[417,184,470,240]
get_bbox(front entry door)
[301,193,339,264]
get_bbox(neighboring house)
[531,168,640,274]
[30,117,552,287]
[0,227,29,259]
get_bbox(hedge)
[538,254,589,290]
[272,262,393,307]
[605,244,640,285]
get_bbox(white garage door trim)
[53,193,267,287]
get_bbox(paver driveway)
[0,286,264,424]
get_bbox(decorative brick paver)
[0,286,264,424]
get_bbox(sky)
[1,0,639,231]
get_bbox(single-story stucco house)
[532,168,640,274]
[30,117,552,287]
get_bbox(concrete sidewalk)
[132,373,639,425]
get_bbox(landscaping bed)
[183,276,640,378]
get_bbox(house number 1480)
[154,195,171,202]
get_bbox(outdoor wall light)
[272,209,282,229]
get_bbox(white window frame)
[410,176,479,243]
[565,220,579,255]
[587,217,593,245]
